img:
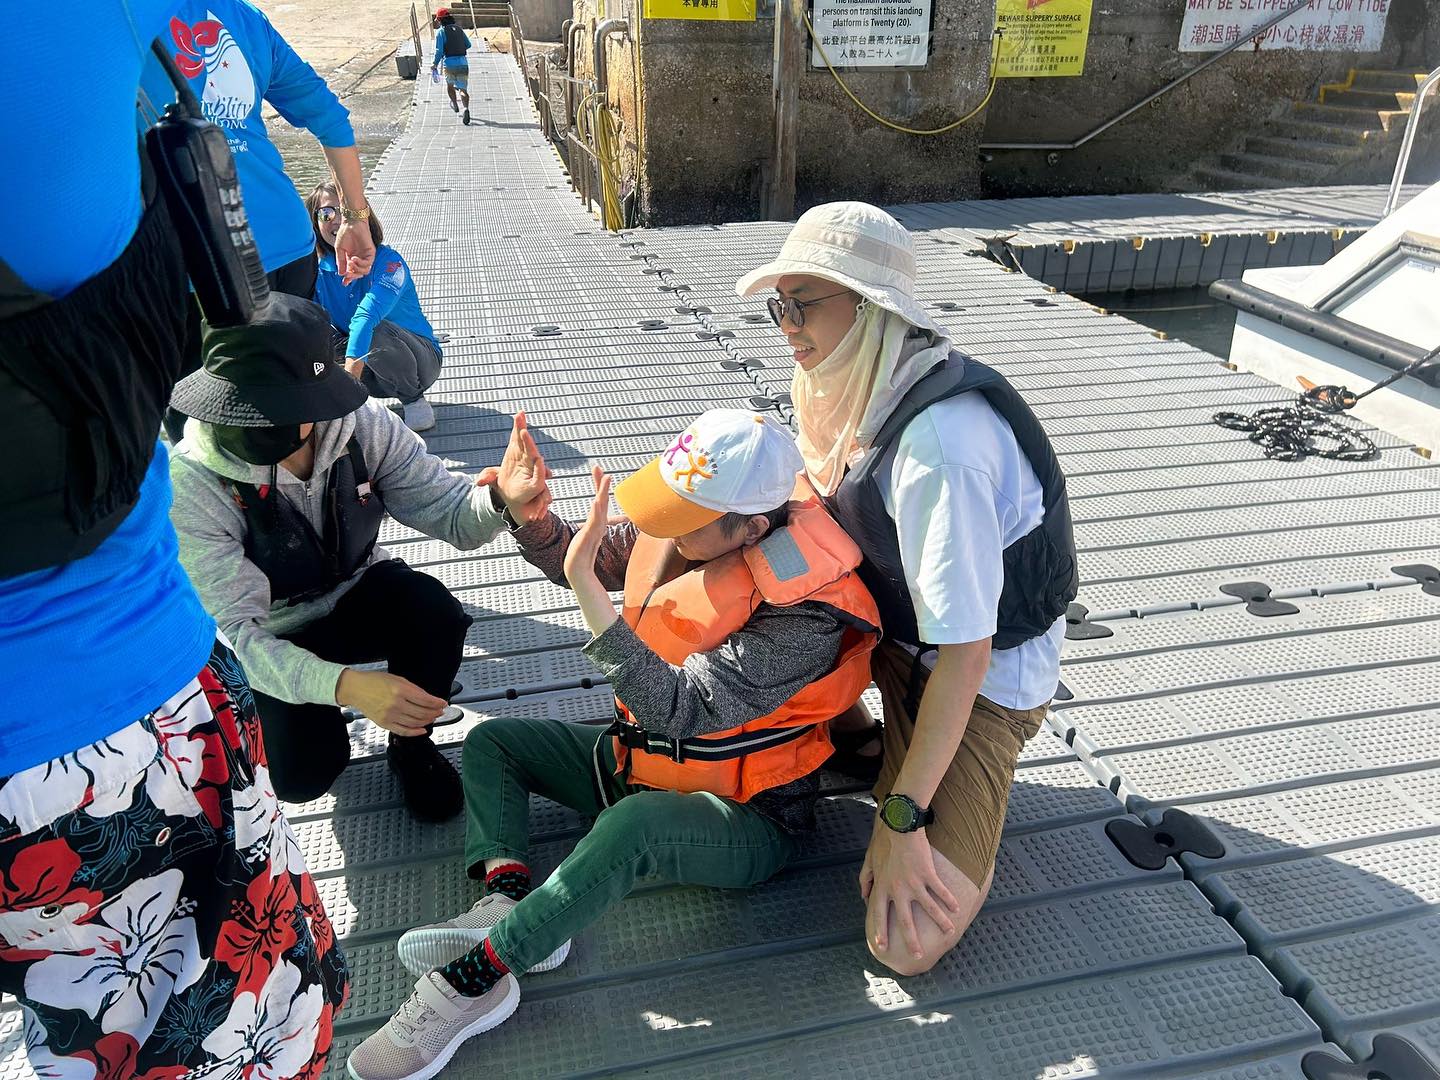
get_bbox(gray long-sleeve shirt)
[511,510,847,830]
[170,400,504,706]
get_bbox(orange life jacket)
[612,493,880,802]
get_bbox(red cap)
[435,6,450,16]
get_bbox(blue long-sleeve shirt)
[142,0,355,273]
[0,1,216,775]
[316,245,439,359]
[434,25,471,68]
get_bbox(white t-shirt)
[873,391,1065,710]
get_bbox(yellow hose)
[802,11,1000,136]
[577,91,625,230]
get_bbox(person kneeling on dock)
[737,202,1079,976]
[347,410,881,1080]
[168,294,550,820]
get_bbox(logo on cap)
[662,431,714,493]
[313,362,325,376]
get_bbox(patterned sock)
[485,861,531,902]
[439,937,510,998]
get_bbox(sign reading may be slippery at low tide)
[1180,0,1390,51]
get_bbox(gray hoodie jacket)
[170,400,503,707]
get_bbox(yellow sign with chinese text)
[643,0,755,20]
[994,0,1092,78]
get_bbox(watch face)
[882,797,914,831]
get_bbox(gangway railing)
[1382,64,1440,217]
[409,4,423,68]
[981,0,1312,154]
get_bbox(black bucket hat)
[169,294,369,427]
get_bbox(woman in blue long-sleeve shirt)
[306,182,444,431]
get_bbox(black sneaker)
[462,107,471,125]
[387,734,463,821]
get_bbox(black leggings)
[252,559,472,803]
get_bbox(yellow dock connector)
[1417,446,1433,460]
[1199,233,1213,247]
[1063,239,1076,254]
[1044,285,1060,294]
[1265,230,1279,244]
[1131,237,1146,251]
[1332,228,1346,240]
[1090,305,1110,315]
[1151,329,1169,340]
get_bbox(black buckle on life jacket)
[608,718,688,763]
[609,719,649,750]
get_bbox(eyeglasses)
[766,290,850,328]
[316,206,341,223]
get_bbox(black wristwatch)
[879,793,935,834]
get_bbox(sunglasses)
[766,290,850,328]
[316,206,341,223]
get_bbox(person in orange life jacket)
[736,203,1078,977]
[347,410,881,1080]
[167,294,553,822]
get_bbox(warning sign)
[1179,0,1388,52]
[809,0,933,70]
[994,0,1093,78]
[643,0,754,21]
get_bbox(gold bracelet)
[339,204,371,223]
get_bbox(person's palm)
[479,411,551,522]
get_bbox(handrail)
[1383,64,1440,217]
[981,0,1312,152]
[408,3,423,65]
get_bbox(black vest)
[232,438,386,606]
[0,176,189,578]
[828,352,1078,650]
[441,25,467,56]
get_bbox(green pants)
[462,716,799,973]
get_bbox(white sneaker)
[402,397,436,432]
[347,970,519,1080]
[397,893,571,978]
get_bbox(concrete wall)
[572,0,996,224]
[512,0,572,40]
[979,0,1435,197]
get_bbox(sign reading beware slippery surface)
[994,0,1093,78]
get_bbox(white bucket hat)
[735,202,946,337]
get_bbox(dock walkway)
[5,46,1439,1080]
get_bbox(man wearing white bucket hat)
[737,202,1079,977]
[348,409,881,1080]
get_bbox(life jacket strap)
[608,718,818,764]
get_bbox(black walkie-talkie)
[144,40,269,328]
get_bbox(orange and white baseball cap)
[614,410,804,538]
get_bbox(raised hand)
[564,466,620,637]
[476,411,552,524]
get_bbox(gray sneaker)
[397,893,571,978]
[402,397,436,432]
[346,970,519,1080]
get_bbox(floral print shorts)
[0,639,348,1079]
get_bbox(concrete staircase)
[1189,69,1429,190]
[448,0,512,28]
